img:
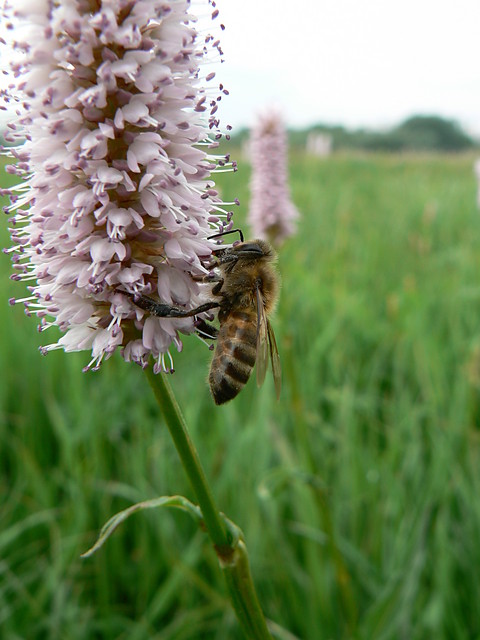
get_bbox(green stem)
[145,367,272,640]
[221,540,274,639]
[145,367,228,551]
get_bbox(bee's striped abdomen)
[209,310,257,405]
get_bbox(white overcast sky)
[1,1,479,136]
[208,0,480,136]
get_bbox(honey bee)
[129,234,281,405]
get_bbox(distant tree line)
[232,115,477,153]
[1,114,476,153]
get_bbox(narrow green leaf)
[81,495,202,559]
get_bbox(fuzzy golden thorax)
[216,239,280,314]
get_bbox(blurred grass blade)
[81,495,202,559]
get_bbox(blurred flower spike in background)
[248,109,299,247]
[1,0,237,373]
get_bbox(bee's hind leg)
[125,292,220,318]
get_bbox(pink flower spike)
[2,0,236,372]
[248,110,300,246]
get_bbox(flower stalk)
[2,2,274,636]
[145,367,272,640]
[145,366,229,552]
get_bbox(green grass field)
[2,151,480,640]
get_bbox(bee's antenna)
[208,228,244,243]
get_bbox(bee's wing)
[255,285,269,389]
[267,319,282,400]
[255,286,281,399]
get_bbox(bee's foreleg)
[188,273,224,295]
[190,273,223,284]
[211,279,224,295]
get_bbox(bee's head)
[216,239,275,264]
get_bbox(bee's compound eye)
[235,243,263,257]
